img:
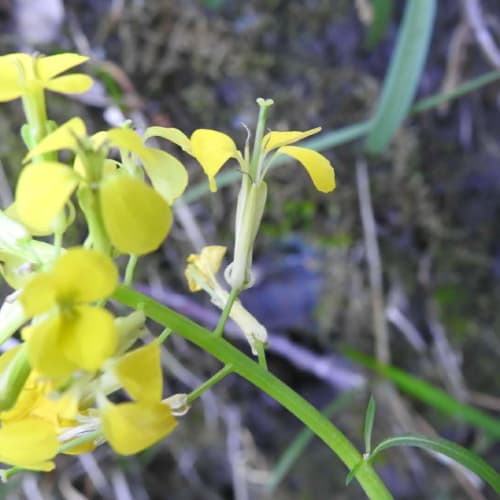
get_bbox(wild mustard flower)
[15,118,175,254]
[0,53,92,102]
[149,99,335,291]
[19,247,118,378]
[0,53,92,150]
[185,245,267,354]
[101,343,177,454]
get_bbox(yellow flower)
[185,246,267,354]
[0,53,92,102]
[100,342,177,455]
[101,400,176,455]
[16,119,174,254]
[0,347,78,470]
[146,125,335,193]
[19,247,118,378]
[0,418,59,471]
[145,127,237,193]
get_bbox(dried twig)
[462,0,500,68]
[356,157,390,364]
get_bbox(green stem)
[214,286,240,337]
[249,98,274,180]
[187,364,233,404]
[113,285,392,500]
[78,187,111,255]
[124,254,138,286]
[156,327,173,344]
[255,341,268,370]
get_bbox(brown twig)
[356,157,390,364]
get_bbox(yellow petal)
[0,55,23,101]
[24,316,79,378]
[141,148,188,204]
[44,74,93,94]
[0,418,58,468]
[16,162,79,234]
[36,53,89,80]
[106,128,147,156]
[262,127,321,153]
[102,400,177,455]
[100,175,172,255]
[52,247,118,303]
[145,126,192,153]
[60,305,117,372]
[190,129,237,192]
[25,117,87,162]
[184,245,227,292]
[277,146,336,193]
[20,272,58,317]
[114,343,162,402]
[197,245,227,276]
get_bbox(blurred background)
[0,0,500,499]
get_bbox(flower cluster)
[0,52,336,478]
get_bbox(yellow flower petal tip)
[278,145,336,193]
[263,127,322,153]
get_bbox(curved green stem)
[113,285,392,499]
[214,286,240,337]
[187,364,233,404]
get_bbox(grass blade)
[411,69,500,114]
[347,350,500,440]
[364,396,376,455]
[369,434,500,493]
[364,0,436,154]
[365,0,393,49]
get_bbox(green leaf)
[347,350,500,440]
[369,434,500,494]
[113,286,393,500]
[365,0,393,49]
[346,459,366,486]
[364,0,436,154]
[411,69,500,114]
[267,390,360,493]
[364,396,376,455]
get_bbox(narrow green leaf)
[347,350,500,440]
[364,396,376,455]
[365,0,393,49]
[369,434,500,494]
[114,286,393,499]
[364,0,436,154]
[346,459,366,486]
[267,390,359,493]
[411,69,500,114]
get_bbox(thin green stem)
[53,229,63,260]
[187,364,233,404]
[214,287,240,338]
[113,285,392,500]
[124,254,138,286]
[249,98,274,180]
[156,327,173,344]
[255,341,268,370]
[59,430,101,453]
